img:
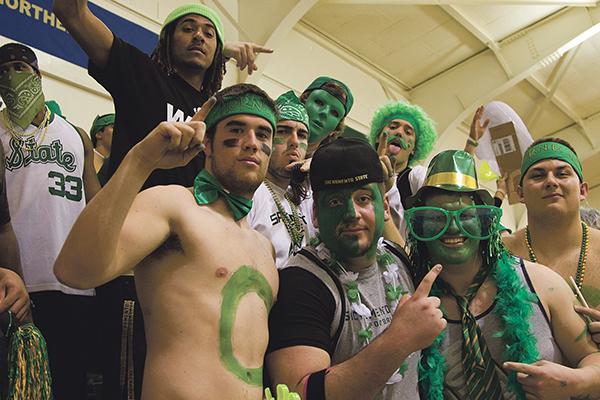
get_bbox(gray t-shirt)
[268,242,420,400]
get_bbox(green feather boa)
[418,250,540,400]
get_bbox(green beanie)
[162,4,224,46]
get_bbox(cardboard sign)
[489,122,522,204]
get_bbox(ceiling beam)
[441,4,514,76]
[527,75,596,147]
[409,6,600,141]
[324,0,597,5]
[527,46,580,129]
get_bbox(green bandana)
[304,76,354,116]
[0,70,45,129]
[204,92,277,133]
[193,169,253,221]
[275,91,309,130]
[162,4,224,46]
[90,114,115,136]
[520,141,583,184]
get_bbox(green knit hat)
[162,4,224,46]
[406,150,493,208]
[275,91,309,131]
[90,113,115,147]
[303,76,354,116]
[368,101,437,166]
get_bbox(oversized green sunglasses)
[405,205,502,241]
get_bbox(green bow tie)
[193,169,253,221]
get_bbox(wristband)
[306,369,327,400]
[467,137,478,147]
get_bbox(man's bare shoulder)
[588,227,600,255]
[135,185,195,210]
[524,259,574,310]
[503,228,526,257]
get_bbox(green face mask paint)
[0,70,45,129]
[299,142,308,151]
[304,89,345,144]
[219,266,273,386]
[316,184,385,261]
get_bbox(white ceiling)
[303,1,600,186]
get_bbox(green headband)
[520,141,583,184]
[304,76,354,116]
[162,4,224,46]
[204,93,277,133]
[90,114,115,137]
[275,91,309,131]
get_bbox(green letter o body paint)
[219,266,273,386]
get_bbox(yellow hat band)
[425,172,478,190]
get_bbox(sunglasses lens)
[459,207,499,239]
[409,208,448,240]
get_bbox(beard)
[211,162,263,198]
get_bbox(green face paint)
[575,325,590,342]
[299,142,308,151]
[422,193,480,266]
[316,183,385,261]
[219,266,273,386]
[273,137,286,145]
[386,135,410,150]
[304,89,345,144]
[580,285,600,308]
[0,70,45,129]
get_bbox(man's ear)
[580,181,589,201]
[383,192,391,222]
[203,136,213,158]
[517,184,525,204]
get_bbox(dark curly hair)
[150,18,226,97]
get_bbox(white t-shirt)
[248,182,313,269]
[386,165,427,238]
[1,112,93,295]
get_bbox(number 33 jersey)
[0,111,93,295]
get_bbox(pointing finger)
[413,264,442,299]
[377,131,388,157]
[191,97,217,122]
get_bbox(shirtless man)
[502,139,600,340]
[54,84,279,399]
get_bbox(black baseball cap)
[310,137,384,193]
[0,43,39,71]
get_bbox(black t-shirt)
[0,144,10,225]
[89,37,209,189]
[267,268,337,355]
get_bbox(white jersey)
[387,165,427,238]
[248,182,314,269]
[1,112,93,295]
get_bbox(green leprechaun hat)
[406,150,494,208]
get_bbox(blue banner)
[0,0,158,68]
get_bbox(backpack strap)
[296,249,347,354]
[383,240,411,270]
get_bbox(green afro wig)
[368,101,437,166]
